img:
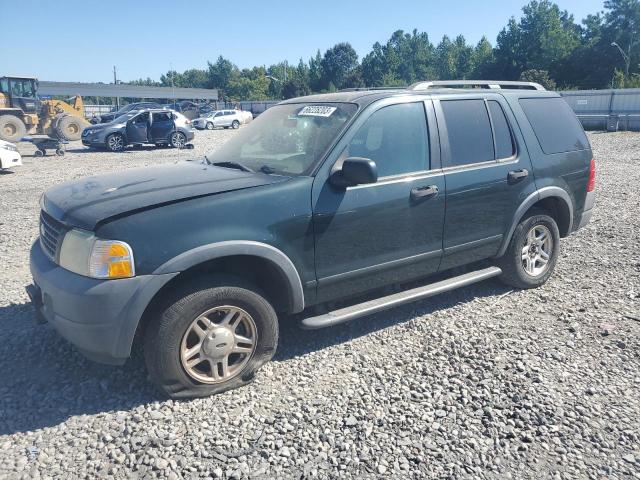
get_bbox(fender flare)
[153,240,305,313]
[496,186,574,257]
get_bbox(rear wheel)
[497,209,560,289]
[170,131,186,148]
[34,149,45,157]
[106,133,125,152]
[0,115,27,143]
[231,120,240,129]
[143,277,279,399]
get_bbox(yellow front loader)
[0,76,90,142]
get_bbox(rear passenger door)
[435,95,537,270]
[150,111,175,142]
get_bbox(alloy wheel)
[108,135,123,151]
[180,306,258,384]
[521,224,553,277]
[171,132,186,148]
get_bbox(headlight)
[1,143,18,152]
[59,229,135,279]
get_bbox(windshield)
[205,103,357,176]
[112,112,138,124]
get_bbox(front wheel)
[206,122,214,130]
[144,278,279,399]
[170,131,186,149]
[106,133,125,152]
[231,120,240,129]
[497,209,560,289]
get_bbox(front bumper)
[28,241,177,364]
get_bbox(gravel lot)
[0,131,638,479]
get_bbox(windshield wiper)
[206,158,254,173]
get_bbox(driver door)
[312,100,445,303]
[126,112,149,144]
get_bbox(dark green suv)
[27,80,595,398]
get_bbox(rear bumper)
[0,150,22,169]
[577,190,595,230]
[28,241,177,364]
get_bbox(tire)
[206,122,214,130]
[231,120,240,129]
[106,133,125,152]
[0,115,27,143]
[55,115,88,141]
[143,276,279,399]
[170,131,186,149]
[34,149,45,157]
[55,148,65,156]
[497,209,560,289]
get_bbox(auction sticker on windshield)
[298,106,337,117]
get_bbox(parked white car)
[192,110,253,130]
[0,139,22,170]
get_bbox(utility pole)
[170,62,176,107]
[113,65,120,109]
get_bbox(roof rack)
[409,80,546,91]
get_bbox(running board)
[300,266,502,330]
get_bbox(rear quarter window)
[519,97,589,154]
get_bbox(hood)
[42,161,287,230]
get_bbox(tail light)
[587,158,596,192]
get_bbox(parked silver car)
[192,110,252,130]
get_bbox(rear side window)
[441,99,494,167]
[347,102,429,177]
[488,101,515,159]
[519,97,588,154]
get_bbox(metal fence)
[560,88,640,131]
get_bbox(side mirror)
[331,157,378,188]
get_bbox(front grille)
[39,211,65,261]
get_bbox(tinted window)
[133,112,149,123]
[347,102,429,177]
[153,112,172,122]
[441,99,494,166]
[488,101,515,159]
[519,97,589,154]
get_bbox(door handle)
[410,185,439,200]
[508,169,529,183]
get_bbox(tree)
[308,50,324,92]
[471,36,494,78]
[320,43,359,89]
[520,69,557,89]
[493,1,580,80]
[362,30,436,86]
[207,56,239,98]
[282,77,311,99]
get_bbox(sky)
[0,0,605,83]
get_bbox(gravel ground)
[0,131,638,479]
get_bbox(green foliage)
[519,69,557,89]
[320,42,359,89]
[126,0,640,97]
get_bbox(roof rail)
[338,86,407,92]
[409,80,546,91]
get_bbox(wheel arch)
[497,187,574,257]
[152,241,305,314]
